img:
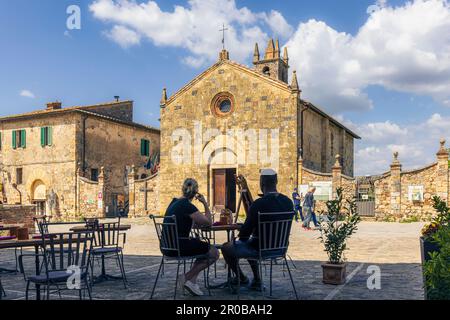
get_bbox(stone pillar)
[436,139,449,204]
[390,152,402,218]
[332,154,342,198]
[97,167,106,218]
[75,164,82,216]
[297,155,303,186]
[128,165,136,218]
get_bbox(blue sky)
[1,0,449,175]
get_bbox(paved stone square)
[0,219,425,300]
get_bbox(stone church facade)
[159,39,360,214]
[0,100,160,219]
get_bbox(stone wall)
[298,155,356,213]
[77,168,105,219]
[128,169,159,217]
[0,204,37,233]
[374,140,449,221]
[301,105,355,177]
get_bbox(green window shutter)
[140,139,145,156]
[147,140,151,156]
[12,130,16,149]
[40,127,45,147]
[21,130,26,148]
[48,127,52,146]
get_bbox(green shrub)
[423,197,450,300]
[319,188,361,264]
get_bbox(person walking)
[302,187,316,230]
[291,188,303,222]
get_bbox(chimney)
[46,101,62,110]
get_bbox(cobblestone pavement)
[0,219,425,300]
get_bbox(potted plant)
[319,188,361,285]
[420,196,450,299]
[422,223,450,299]
[420,196,449,264]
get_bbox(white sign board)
[311,181,332,201]
[298,185,309,198]
[408,185,424,202]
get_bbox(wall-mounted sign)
[98,200,103,209]
[311,181,332,201]
[98,192,103,200]
[408,185,424,202]
[298,185,310,197]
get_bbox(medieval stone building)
[0,100,160,218]
[159,39,360,214]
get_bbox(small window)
[16,168,23,185]
[91,169,99,182]
[41,127,53,147]
[12,130,26,149]
[262,66,270,76]
[141,139,150,157]
[211,92,235,118]
[219,99,232,113]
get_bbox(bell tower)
[253,38,289,83]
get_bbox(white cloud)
[286,0,450,112]
[89,0,288,67]
[90,0,450,110]
[104,25,141,48]
[264,10,293,39]
[19,89,35,99]
[354,113,450,175]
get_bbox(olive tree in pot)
[319,188,361,285]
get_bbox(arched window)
[262,66,270,76]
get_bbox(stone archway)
[31,180,46,201]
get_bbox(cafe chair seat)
[28,270,89,284]
[91,247,123,255]
[0,236,17,241]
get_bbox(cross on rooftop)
[219,23,228,50]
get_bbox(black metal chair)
[235,211,299,300]
[150,215,212,299]
[19,231,94,300]
[0,276,5,299]
[88,218,128,288]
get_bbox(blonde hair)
[182,178,199,199]
[309,187,316,193]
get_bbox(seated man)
[221,169,294,290]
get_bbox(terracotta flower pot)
[322,262,346,285]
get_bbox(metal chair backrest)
[150,215,181,257]
[34,216,51,234]
[87,218,121,248]
[41,231,93,274]
[257,211,295,258]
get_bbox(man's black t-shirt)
[238,192,294,248]
[164,198,198,238]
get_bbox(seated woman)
[163,178,219,296]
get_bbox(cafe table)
[70,223,131,284]
[0,237,80,300]
[0,224,25,273]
